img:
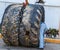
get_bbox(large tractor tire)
[2,4,45,47]
[2,4,23,46]
[20,4,44,47]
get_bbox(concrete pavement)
[0,38,60,50]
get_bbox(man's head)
[36,0,45,4]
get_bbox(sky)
[0,0,60,29]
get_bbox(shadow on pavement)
[0,38,60,50]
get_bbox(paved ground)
[0,38,60,50]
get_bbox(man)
[36,0,47,50]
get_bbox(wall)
[45,6,59,29]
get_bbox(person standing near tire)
[36,0,47,50]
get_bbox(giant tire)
[19,4,44,47]
[2,4,23,46]
[2,4,45,47]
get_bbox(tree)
[45,28,59,38]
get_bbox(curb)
[0,33,3,38]
[44,38,60,44]
[0,34,60,44]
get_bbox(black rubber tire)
[19,5,44,47]
[2,4,45,47]
[2,4,23,46]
